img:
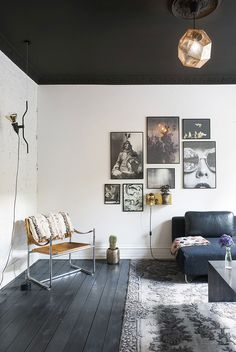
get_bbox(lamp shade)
[5,113,17,123]
[178,29,212,68]
[146,193,156,206]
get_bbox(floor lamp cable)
[0,134,20,288]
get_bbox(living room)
[0,1,236,351]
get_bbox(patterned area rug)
[120,260,236,352]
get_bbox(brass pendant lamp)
[172,0,220,68]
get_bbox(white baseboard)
[56,247,173,260]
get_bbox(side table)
[208,260,236,302]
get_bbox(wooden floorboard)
[0,259,130,352]
[62,262,112,352]
[0,260,73,351]
[0,260,63,337]
[82,261,126,352]
[102,260,130,352]
[25,262,101,352]
[44,262,104,352]
[0,260,46,317]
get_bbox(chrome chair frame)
[25,224,95,291]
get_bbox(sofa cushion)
[176,236,236,276]
[185,211,234,238]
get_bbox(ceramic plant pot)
[162,194,171,205]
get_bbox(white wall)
[0,51,38,287]
[37,85,236,259]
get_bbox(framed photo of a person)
[147,117,180,164]
[182,119,210,139]
[122,184,143,212]
[110,132,143,179]
[183,141,216,189]
[147,168,175,189]
[104,184,120,204]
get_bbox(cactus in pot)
[109,235,117,250]
[107,235,120,264]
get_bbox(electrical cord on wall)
[149,233,159,260]
[149,205,159,260]
[0,134,20,288]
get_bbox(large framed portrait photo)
[110,132,143,179]
[183,141,216,189]
[147,116,180,164]
[123,184,143,212]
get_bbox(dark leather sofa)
[172,211,236,281]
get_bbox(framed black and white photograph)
[147,116,180,164]
[183,119,210,139]
[183,141,216,189]
[104,184,120,204]
[147,168,175,189]
[122,184,143,212]
[111,132,143,179]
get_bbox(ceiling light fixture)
[172,0,220,68]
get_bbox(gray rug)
[120,260,236,352]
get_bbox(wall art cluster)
[105,117,216,211]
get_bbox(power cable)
[148,205,158,260]
[0,134,20,288]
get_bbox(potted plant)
[160,184,171,205]
[106,235,120,264]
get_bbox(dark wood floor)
[0,259,130,352]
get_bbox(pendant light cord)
[0,135,20,288]
[192,0,199,29]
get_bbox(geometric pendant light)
[172,0,220,68]
[178,28,212,68]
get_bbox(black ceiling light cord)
[0,40,31,289]
[191,0,199,29]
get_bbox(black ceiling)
[1,0,235,85]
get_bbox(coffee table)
[208,260,236,302]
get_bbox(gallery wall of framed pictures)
[104,116,216,211]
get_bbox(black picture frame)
[147,116,180,164]
[182,119,210,139]
[147,168,175,189]
[122,184,143,212]
[110,132,143,179]
[104,184,120,204]
[183,141,216,189]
